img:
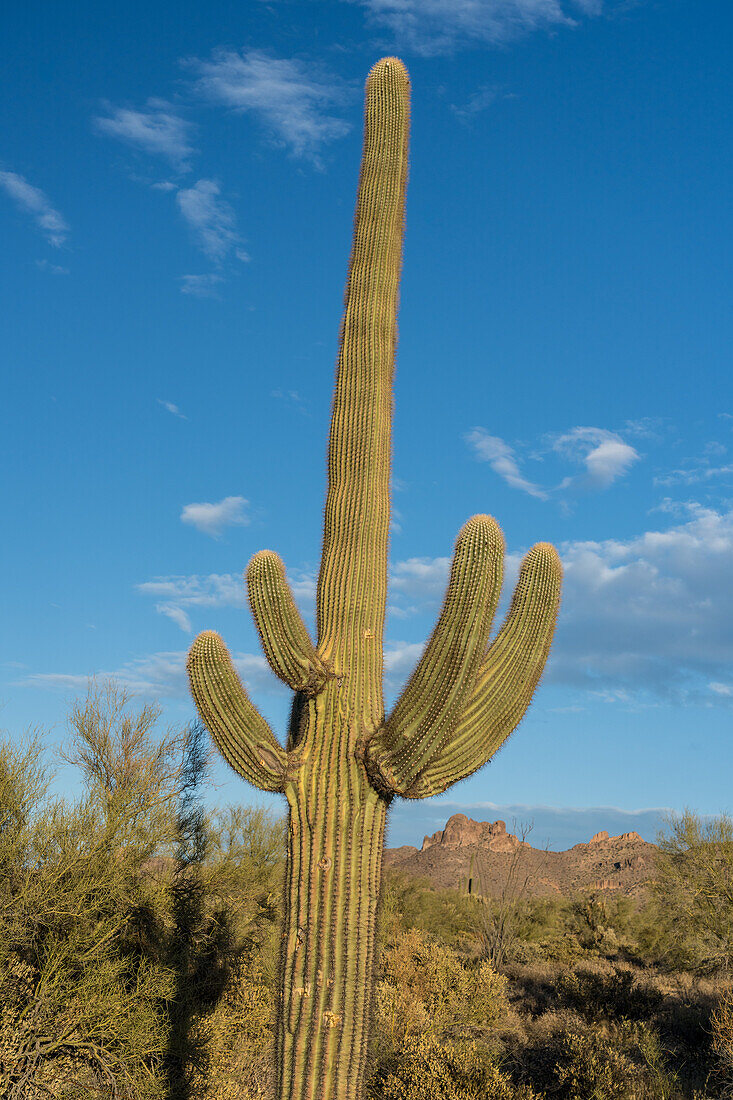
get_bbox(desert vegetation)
[1,682,732,1099]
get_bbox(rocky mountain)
[383,814,657,898]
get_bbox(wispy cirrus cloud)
[176,179,249,263]
[353,0,603,56]
[94,99,195,169]
[0,170,69,247]
[179,273,225,298]
[187,49,350,165]
[465,428,548,499]
[138,567,316,633]
[656,463,733,488]
[36,259,70,275]
[93,98,246,290]
[18,649,279,700]
[157,399,187,419]
[451,85,501,123]
[654,441,733,488]
[180,495,250,537]
[465,425,640,499]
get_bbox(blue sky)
[2,0,732,851]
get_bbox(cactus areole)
[187,57,562,1100]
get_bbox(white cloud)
[157,605,192,633]
[451,85,500,123]
[384,641,427,697]
[139,572,247,611]
[188,49,350,164]
[465,428,547,499]
[323,503,733,707]
[354,0,598,56]
[179,273,224,297]
[138,566,316,633]
[390,556,451,601]
[36,259,70,275]
[553,426,639,490]
[0,171,69,246]
[180,496,250,537]
[655,461,733,487]
[94,99,194,168]
[176,179,246,263]
[549,504,733,702]
[157,399,187,419]
[20,649,280,700]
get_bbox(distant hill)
[383,813,657,898]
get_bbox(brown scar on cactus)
[186,55,562,1100]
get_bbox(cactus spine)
[187,57,562,1100]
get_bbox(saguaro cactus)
[187,57,562,1100]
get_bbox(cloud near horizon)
[21,502,733,732]
[384,798,693,853]
[0,171,69,247]
[19,649,279,702]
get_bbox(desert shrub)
[642,811,733,975]
[373,925,508,1062]
[557,961,664,1023]
[370,1030,540,1100]
[0,724,175,1100]
[381,869,477,947]
[554,1027,633,1099]
[551,1020,680,1100]
[711,986,733,1091]
[188,953,276,1100]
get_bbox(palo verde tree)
[187,57,562,1100]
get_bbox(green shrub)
[374,925,508,1055]
[557,962,664,1023]
[554,1028,635,1099]
[188,953,276,1100]
[643,811,733,975]
[373,1031,540,1100]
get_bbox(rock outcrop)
[384,814,657,899]
[422,814,521,853]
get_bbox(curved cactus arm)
[401,543,562,799]
[187,630,288,792]
[363,515,504,795]
[247,550,332,695]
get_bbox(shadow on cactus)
[186,56,562,1100]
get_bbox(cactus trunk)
[276,688,387,1098]
[187,55,563,1100]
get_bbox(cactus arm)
[317,58,410,724]
[363,515,504,795]
[246,550,332,695]
[402,543,563,799]
[186,630,288,792]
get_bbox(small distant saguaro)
[187,57,562,1100]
